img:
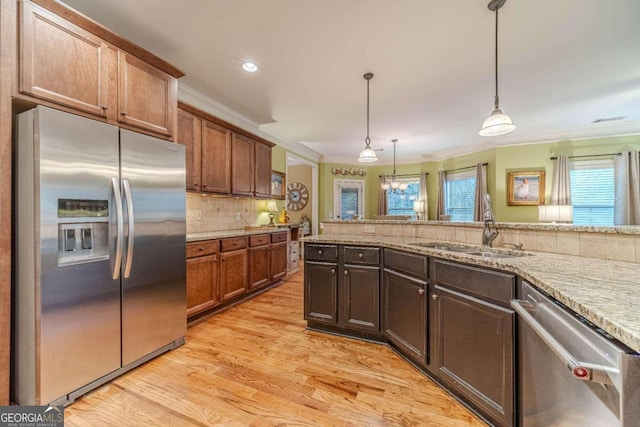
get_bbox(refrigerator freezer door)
[15,107,122,404]
[119,129,186,366]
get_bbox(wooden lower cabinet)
[220,248,248,301]
[270,242,287,281]
[249,244,271,290]
[383,269,426,361]
[186,240,219,316]
[304,261,338,324]
[340,264,380,333]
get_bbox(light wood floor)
[65,271,486,426]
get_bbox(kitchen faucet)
[482,194,498,247]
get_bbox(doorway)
[333,179,365,220]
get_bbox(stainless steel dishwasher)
[511,282,640,426]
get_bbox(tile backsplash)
[186,193,273,233]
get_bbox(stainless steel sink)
[410,242,530,258]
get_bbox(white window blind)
[569,159,614,226]
[445,170,476,222]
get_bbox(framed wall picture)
[507,171,545,206]
[271,171,286,199]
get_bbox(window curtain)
[436,170,446,220]
[377,175,388,216]
[473,163,488,221]
[551,155,571,205]
[419,173,429,220]
[614,151,640,225]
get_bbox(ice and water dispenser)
[57,199,109,265]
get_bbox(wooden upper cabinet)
[19,1,115,118]
[18,0,180,139]
[254,142,272,198]
[177,109,202,192]
[118,52,176,136]
[231,134,255,197]
[201,120,231,194]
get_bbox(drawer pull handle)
[198,246,205,251]
[418,288,425,295]
[344,270,349,275]
[432,293,438,300]
[121,111,127,116]
[330,268,335,274]
[102,105,108,110]
[318,249,323,255]
[358,253,364,258]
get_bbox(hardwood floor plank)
[64,271,487,426]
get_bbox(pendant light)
[358,73,378,162]
[479,0,515,136]
[381,139,407,193]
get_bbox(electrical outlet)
[235,212,241,221]
[195,209,202,221]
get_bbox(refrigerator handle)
[123,179,135,278]
[111,177,124,280]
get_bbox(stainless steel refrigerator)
[13,106,186,405]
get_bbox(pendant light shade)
[358,73,378,162]
[480,0,515,137]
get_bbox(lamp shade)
[266,200,278,213]
[538,205,573,223]
[358,145,378,162]
[479,108,516,136]
[413,200,425,213]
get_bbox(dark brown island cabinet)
[303,242,516,427]
[304,244,381,338]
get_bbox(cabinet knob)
[358,253,363,258]
[418,288,425,295]
[432,293,438,300]
[198,246,205,251]
[330,268,335,274]
[102,105,108,110]
[318,249,323,255]
[344,270,349,275]
[121,111,127,116]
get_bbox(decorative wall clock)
[286,182,309,211]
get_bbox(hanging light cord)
[494,7,500,110]
[392,140,397,176]
[365,76,371,146]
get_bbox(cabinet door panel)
[219,249,248,301]
[433,286,514,427]
[254,142,272,198]
[20,1,113,117]
[249,245,270,290]
[118,52,176,136]
[177,109,201,191]
[186,255,218,316]
[232,134,254,196]
[341,265,380,333]
[201,120,231,193]
[270,242,287,281]
[383,269,426,361]
[304,262,337,324]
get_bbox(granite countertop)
[303,234,640,354]
[187,227,289,242]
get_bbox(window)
[569,159,614,226]
[445,170,476,222]
[387,178,420,218]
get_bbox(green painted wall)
[316,134,640,223]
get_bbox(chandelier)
[381,139,407,194]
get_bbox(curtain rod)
[550,153,621,160]
[378,173,428,178]
[445,162,488,174]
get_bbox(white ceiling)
[62,0,640,165]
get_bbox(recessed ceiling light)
[242,62,258,72]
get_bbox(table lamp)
[266,200,278,226]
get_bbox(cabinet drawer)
[220,236,248,252]
[271,232,288,243]
[433,259,515,304]
[186,240,218,258]
[305,244,338,262]
[249,234,270,247]
[344,246,380,265]
[383,248,428,279]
